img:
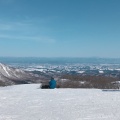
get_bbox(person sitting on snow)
[49,77,56,89]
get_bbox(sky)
[0,0,120,58]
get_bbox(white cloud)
[0,34,56,43]
[0,24,13,31]
[0,20,56,43]
[0,21,33,31]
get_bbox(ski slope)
[0,84,120,120]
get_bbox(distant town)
[0,57,118,79]
[17,63,120,79]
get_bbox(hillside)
[0,63,45,86]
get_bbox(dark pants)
[41,85,50,89]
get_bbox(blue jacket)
[49,79,56,89]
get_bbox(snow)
[99,70,104,73]
[2,66,10,76]
[77,71,85,74]
[0,84,120,120]
[0,63,10,76]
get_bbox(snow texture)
[0,84,120,120]
[0,63,30,79]
[0,63,40,85]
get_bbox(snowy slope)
[0,84,120,120]
[0,63,42,85]
[0,63,33,79]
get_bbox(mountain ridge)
[0,63,43,86]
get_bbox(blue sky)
[0,0,120,57]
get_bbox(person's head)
[51,77,54,80]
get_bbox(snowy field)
[0,84,120,120]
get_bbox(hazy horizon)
[0,56,120,59]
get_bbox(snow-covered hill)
[0,84,120,120]
[0,63,42,86]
